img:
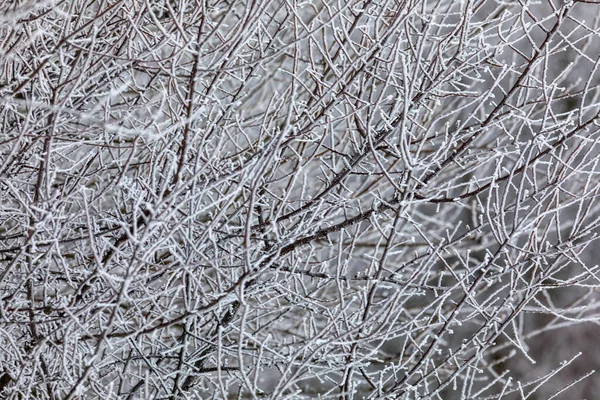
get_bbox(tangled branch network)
[2,0,600,398]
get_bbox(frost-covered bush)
[2,0,600,399]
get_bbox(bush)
[1,0,600,398]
